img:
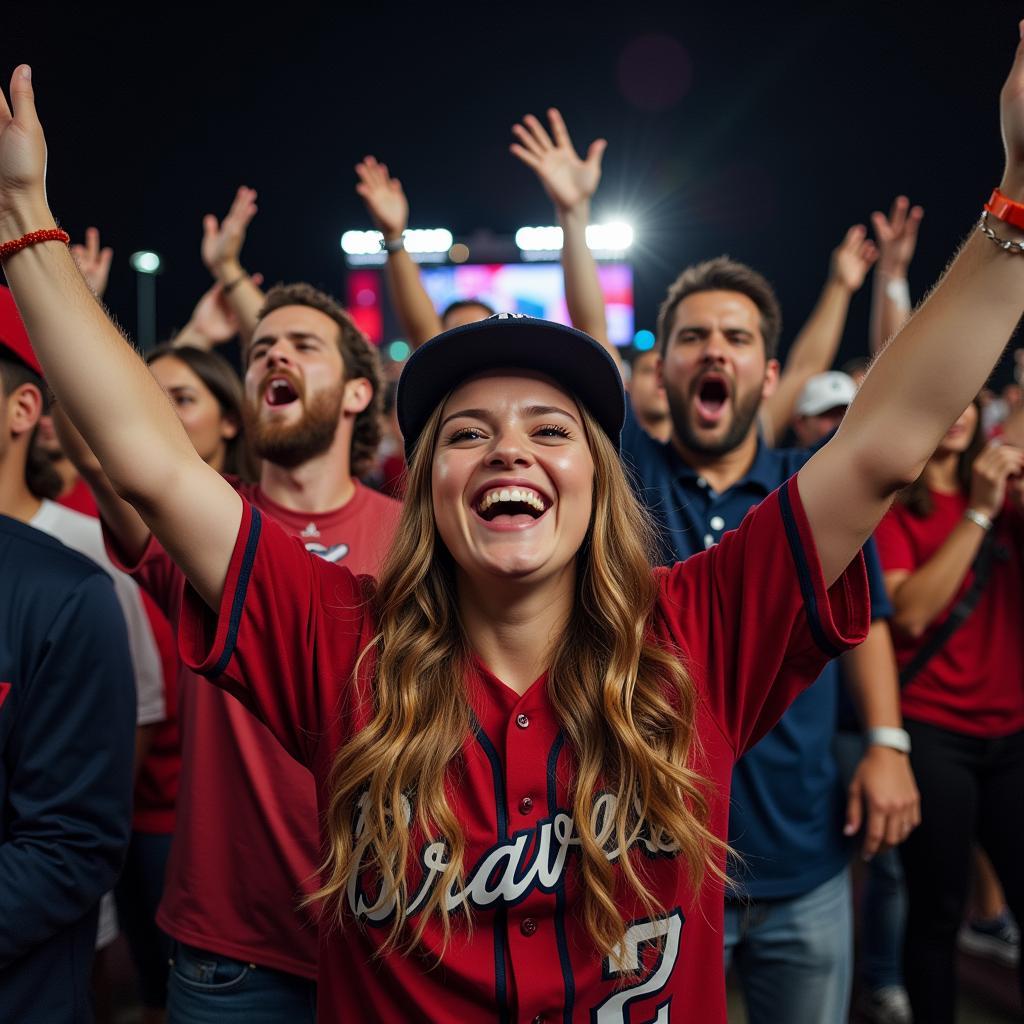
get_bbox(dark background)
[6,2,1022,379]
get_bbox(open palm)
[0,66,48,231]
[511,109,606,213]
[355,156,409,238]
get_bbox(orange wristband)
[984,189,1024,231]
[0,227,70,261]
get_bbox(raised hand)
[201,186,258,280]
[71,227,113,298]
[354,156,409,240]
[829,224,878,292]
[510,109,606,214]
[999,21,1024,199]
[0,65,50,236]
[870,196,924,277]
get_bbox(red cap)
[0,286,42,378]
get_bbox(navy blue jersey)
[0,515,135,1022]
[622,407,891,899]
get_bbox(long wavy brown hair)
[313,391,727,960]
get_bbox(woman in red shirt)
[875,399,1024,1023]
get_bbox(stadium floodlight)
[515,222,635,253]
[129,250,162,274]
[633,329,656,351]
[586,222,634,251]
[341,228,453,257]
[515,225,564,252]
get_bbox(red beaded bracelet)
[984,188,1024,231]
[0,227,71,261]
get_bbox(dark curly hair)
[255,283,383,478]
[0,353,62,500]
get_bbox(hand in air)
[354,156,409,240]
[201,186,258,277]
[829,224,878,292]
[71,227,113,298]
[0,66,48,233]
[510,108,606,214]
[999,20,1024,199]
[870,197,923,277]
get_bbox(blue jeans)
[724,867,853,1024]
[833,729,907,990]
[167,943,316,1024]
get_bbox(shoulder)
[0,515,110,589]
[356,482,402,518]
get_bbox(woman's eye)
[446,427,485,443]
[535,424,571,439]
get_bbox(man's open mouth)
[264,376,300,407]
[693,374,731,424]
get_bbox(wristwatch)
[865,727,912,754]
[380,235,405,254]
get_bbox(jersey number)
[592,909,683,1023]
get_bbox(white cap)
[796,371,857,417]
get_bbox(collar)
[661,435,779,496]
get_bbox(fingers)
[843,778,862,837]
[509,142,541,171]
[888,195,909,231]
[511,121,548,161]
[547,107,571,148]
[9,65,38,130]
[85,226,101,261]
[585,138,608,171]
[862,805,886,860]
[98,246,113,277]
[523,113,554,150]
[224,186,258,230]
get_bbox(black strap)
[899,530,1008,687]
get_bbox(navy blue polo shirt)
[622,409,891,900]
[0,516,135,1022]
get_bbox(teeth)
[477,487,547,514]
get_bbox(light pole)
[129,250,162,352]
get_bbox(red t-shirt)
[57,476,99,518]
[179,476,867,1022]
[113,479,401,978]
[874,490,1024,737]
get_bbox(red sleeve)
[873,504,916,574]
[655,475,869,755]
[102,526,184,623]
[177,500,375,766]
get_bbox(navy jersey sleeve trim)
[778,478,843,659]
[212,506,262,677]
[473,718,510,1024]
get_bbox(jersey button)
[516,713,530,729]
[519,796,534,814]
[520,917,537,936]
[710,515,725,531]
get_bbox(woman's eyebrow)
[522,404,580,424]
[440,408,492,429]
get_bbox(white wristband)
[964,508,994,532]
[865,727,911,754]
[883,276,911,310]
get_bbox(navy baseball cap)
[396,313,625,459]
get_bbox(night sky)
[5,2,1022,379]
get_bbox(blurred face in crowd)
[441,303,493,331]
[150,355,239,471]
[935,402,979,458]
[628,351,669,426]
[34,414,62,459]
[431,370,594,587]
[243,305,347,468]
[793,405,849,448]
[660,290,779,457]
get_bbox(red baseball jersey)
[109,478,402,976]
[179,475,867,1022]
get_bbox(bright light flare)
[515,222,635,253]
[130,251,162,274]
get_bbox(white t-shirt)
[31,499,165,727]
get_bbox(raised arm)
[511,109,614,357]
[201,186,266,342]
[355,156,442,348]
[172,279,256,351]
[760,225,877,445]
[798,23,1024,586]
[869,196,924,356]
[0,67,242,608]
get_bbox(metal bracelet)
[978,210,1024,253]
[964,507,994,532]
[379,235,405,253]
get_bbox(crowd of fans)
[2,31,1024,1024]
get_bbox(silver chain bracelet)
[979,210,1024,253]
